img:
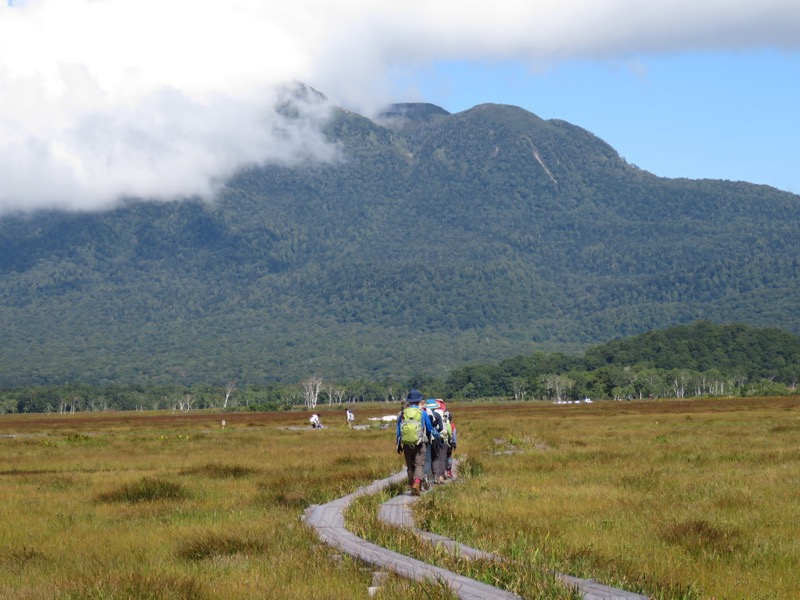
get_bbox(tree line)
[2,321,798,414]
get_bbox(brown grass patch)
[661,519,744,557]
[96,477,190,504]
[180,463,260,478]
[176,532,270,561]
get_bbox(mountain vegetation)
[1,96,799,387]
[446,321,800,401]
[2,321,798,413]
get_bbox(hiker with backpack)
[396,389,439,496]
[445,410,456,479]
[422,398,443,482]
[429,399,453,484]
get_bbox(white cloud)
[1,0,797,213]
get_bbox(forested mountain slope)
[1,99,798,386]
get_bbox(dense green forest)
[1,97,799,386]
[445,321,800,401]
[3,322,798,414]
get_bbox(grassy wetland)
[2,396,799,599]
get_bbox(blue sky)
[410,51,798,193]
[1,1,798,213]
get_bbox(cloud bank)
[1,0,798,213]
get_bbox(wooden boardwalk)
[305,469,649,599]
[304,470,522,599]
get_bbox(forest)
[3,322,797,414]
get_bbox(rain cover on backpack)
[438,409,453,443]
[400,406,424,446]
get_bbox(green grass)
[346,491,579,599]
[0,409,394,599]
[410,397,800,599]
[1,397,799,599]
[97,477,191,503]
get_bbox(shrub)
[97,477,189,503]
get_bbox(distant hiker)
[310,413,323,429]
[425,398,448,484]
[421,399,440,482]
[430,399,455,483]
[396,389,438,496]
[345,408,355,427]
[445,411,457,479]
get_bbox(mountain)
[1,99,798,386]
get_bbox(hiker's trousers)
[403,442,427,484]
[431,438,448,478]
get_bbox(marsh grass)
[176,530,274,560]
[0,410,400,599]
[2,398,799,599]
[410,396,800,599]
[374,577,458,600]
[346,491,580,599]
[97,476,191,503]
[180,463,261,479]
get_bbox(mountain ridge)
[0,97,798,386]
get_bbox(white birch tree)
[223,381,236,409]
[512,378,527,402]
[302,377,323,410]
[178,393,195,411]
[325,384,344,405]
[541,374,573,402]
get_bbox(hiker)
[396,389,439,496]
[435,401,453,482]
[445,411,457,478]
[345,408,355,427]
[310,413,323,429]
[421,399,441,481]
[425,398,448,483]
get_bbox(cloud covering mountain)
[2,0,798,213]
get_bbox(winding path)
[304,469,520,599]
[304,469,648,599]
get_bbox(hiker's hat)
[406,389,424,403]
[425,398,446,411]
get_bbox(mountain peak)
[376,102,450,127]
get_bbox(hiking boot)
[445,469,453,479]
[411,480,421,496]
[436,475,446,484]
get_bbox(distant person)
[396,389,438,495]
[345,408,355,427]
[310,413,323,429]
[445,411,457,479]
[426,398,448,484]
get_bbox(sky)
[0,0,798,215]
